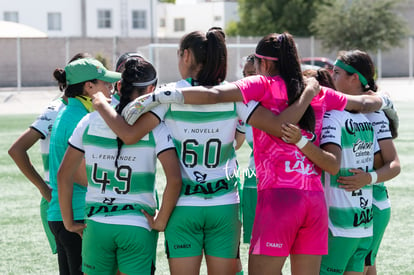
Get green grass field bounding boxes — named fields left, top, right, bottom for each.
left=1, top=100, right=413, bottom=274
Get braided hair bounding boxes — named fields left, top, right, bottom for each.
left=114, top=58, right=157, bottom=167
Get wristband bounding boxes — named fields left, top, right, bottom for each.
left=295, top=136, right=308, bottom=149
left=369, top=171, right=378, bottom=185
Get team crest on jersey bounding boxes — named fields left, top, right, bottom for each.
left=103, top=197, right=116, bottom=205
left=360, top=197, right=369, bottom=209
left=194, top=171, right=207, bottom=183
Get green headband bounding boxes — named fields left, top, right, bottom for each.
left=334, top=59, right=368, bottom=86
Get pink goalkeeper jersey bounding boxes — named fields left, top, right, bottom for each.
left=234, top=75, right=347, bottom=191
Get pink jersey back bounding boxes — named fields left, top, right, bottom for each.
left=234, top=76, right=346, bottom=191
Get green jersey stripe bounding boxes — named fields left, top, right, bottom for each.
left=165, top=109, right=237, bottom=123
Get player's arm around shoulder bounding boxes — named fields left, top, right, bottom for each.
left=180, top=82, right=244, bottom=104
left=281, top=123, right=341, bottom=175
left=344, top=91, right=394, bottom=113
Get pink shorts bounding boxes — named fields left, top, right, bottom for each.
left=249, top=188, right=328, bottom=256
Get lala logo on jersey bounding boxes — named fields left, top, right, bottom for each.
left=285, top=151, right=318, bottom=176
left=353, top=196, right=373, bottom=227
left=184, top=171, right=229, bottom=195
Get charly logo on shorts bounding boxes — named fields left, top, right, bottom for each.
left=326, top=267, right=343, bottom=273
left=266, top=242, right=283, bottom=248
left=173, top=244, right=191, bottom=249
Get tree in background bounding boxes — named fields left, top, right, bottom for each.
left=227, top=0, right=325, bottom=36
left=95, top=53, right=109, bottom=69
left=310, top=0, right=408, bottom=52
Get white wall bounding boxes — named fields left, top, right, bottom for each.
left=0, top=0, right=411, bottom=39
left=157, top=1, right=238, bottom=38
left=0, top=0, right=81, bottom=37
left=0, top=0, right=155, bottom=38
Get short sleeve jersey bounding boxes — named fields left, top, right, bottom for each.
left=243, top=125, right=256, bottom=189
left=48, top=98, right=89, bottom=221
left=30, top=98, right=67, bottom=184
left=364, top=111, right=392, bottom=210
left=110, top=93, right=120, bottom=107
left=320, top=110, right=380, bottom=238
left=69, top=112, right=174, bottom=230
left=233, top=75, right=347, bottom=191
left=151, top=79, right=258, bottom=206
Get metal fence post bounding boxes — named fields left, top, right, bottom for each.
left=17, top=37, right=21, bottom=91
left=377, top=48, right=382, bottom=81
left=409, top=36, right=413, bottom=81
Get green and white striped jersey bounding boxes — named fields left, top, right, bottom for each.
left=243, top=124, right=257, bottom=189
left=151, top=80, right=258, bottom=207
left=365, top=111, right=392, bottom=210
left=30, top=98, right=66, bottom=184
left=69, top=111, right=174, bottom=230
left=321, top=110, right=380, bottom=238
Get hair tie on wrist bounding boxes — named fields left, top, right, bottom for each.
left=369, top=171, right=378, bottom=185
left=296, top=136, right=308, bottom=149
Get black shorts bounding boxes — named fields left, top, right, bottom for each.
left=49, top=220, right=84, bottom=275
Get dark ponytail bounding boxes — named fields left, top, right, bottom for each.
left=179, top=29, right=227, bottom=86
left=53, top=68, right=67, bottom=92
left=256, top=33, right=315, bottom=132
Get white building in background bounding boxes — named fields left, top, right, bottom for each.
left=157, top=0, right=238, bottom=38
left=0, top=0, right=238, bottom=38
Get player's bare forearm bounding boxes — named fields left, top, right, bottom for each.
left=249, top=82, right=319, bottom=137
left=373, top=140, right=401, bottom=183
left=154, top=149, right=182, bottom=231
left=345, top=93, right=382, bottom=113
left=8, top=129, right=51, bottom=201
left=181, top=83, right=244, bottom=104
left=303, top=143, right=341, bottom=175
